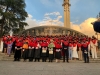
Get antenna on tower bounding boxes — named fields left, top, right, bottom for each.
left=99, top=12, right=100, bottom=17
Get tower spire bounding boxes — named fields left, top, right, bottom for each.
left=62, top=0, right=71, bottom=28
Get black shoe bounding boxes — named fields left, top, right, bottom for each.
left=17, top=59, right=20, bottom=61
left=14, top=59, right=16, bottom=61
left=51, top=60, right=53, bottom=62
left=30, top=60, right=33, bottom=62
left=87, top=62, right=89, bottom=63
left=23, top=59, right=26, bottom=62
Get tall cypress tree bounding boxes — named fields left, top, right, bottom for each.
left=0, top=0, right=28, bottom=36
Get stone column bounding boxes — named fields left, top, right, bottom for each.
left=62, top=0, right=71, bottom=28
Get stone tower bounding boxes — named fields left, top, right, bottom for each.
left=62, top=0, right=71, bottom=28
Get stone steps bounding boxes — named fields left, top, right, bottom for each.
left=0, top=51, right=100, bottom=63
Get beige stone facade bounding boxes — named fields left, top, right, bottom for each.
left=20, top=26, right=85, bottom=36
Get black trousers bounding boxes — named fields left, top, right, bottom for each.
left=84, top=53, right=89, bottom=63
left=34, top=58, right=40, bottom=62
left=14, top=48, right=21, bottom=61
left=82, top=47, right=89, bottom=63
left=29, top=57, right=33, bottom=62
left=49, top=54, right=54, bottom=62
left=49, top=58, right=53, bottom=62
left=63, top=48, right=69, bottom=62
left=42, top=56, right=47, bottom=62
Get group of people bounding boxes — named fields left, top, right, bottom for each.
left=1, top=34, right=98, bottom=63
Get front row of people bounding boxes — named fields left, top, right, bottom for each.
left=14, top=39, right=92, bottom=63
left=14, top=40, right=61, bottom=63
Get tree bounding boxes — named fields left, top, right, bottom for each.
left=0, top=0, right=28, bottom=37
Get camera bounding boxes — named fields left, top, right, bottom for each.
left=92, top=21, right=100, bottom=33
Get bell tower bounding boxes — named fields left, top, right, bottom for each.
left=62, top=0, right=71, bottom=28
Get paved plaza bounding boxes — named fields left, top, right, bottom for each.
left=0, top=60, right=100, bottom=75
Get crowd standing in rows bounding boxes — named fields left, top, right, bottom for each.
left=1, top=34, right=98, bottom=63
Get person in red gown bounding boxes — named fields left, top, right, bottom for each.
left=55, top=41, right=62, bottom=63
left=41, top=40, right=48, bottom=62
left=28, top=40, right=35, bottom=62
left=62, top=39, right=69, bottom=62
left=14, top=39, right=23, bottom=61
left=77, top=41, right=82, bottom=60
left=34, top=40, right=41, bottom=62
left=2, top=35, right=8, bottom=54
left=82, top=40, right=89, bottom=63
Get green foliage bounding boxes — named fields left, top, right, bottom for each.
left=0, top=0, right=28, bottom=36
